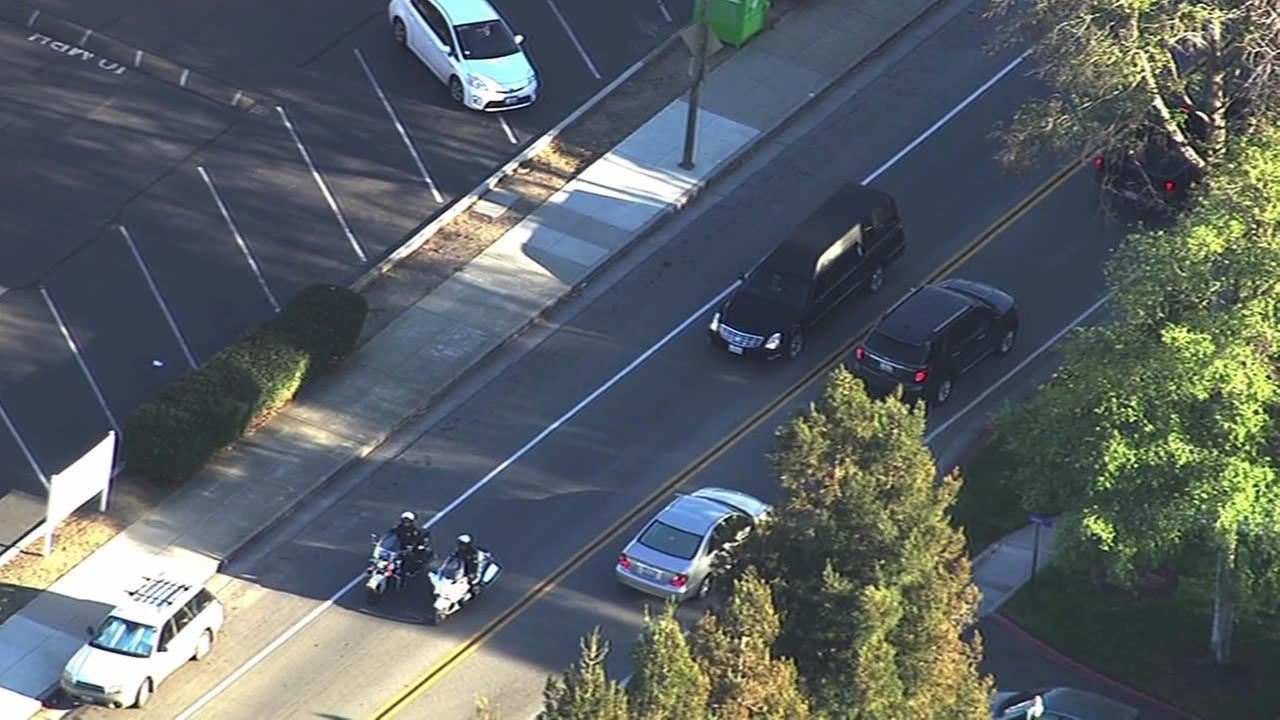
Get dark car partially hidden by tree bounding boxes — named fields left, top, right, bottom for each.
left=1094, top=127, right=1204, bottom=220
left=849, top=279, right=1018, bottom=406
left=708, top=183, right=906, bottom=361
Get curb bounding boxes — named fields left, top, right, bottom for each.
left=0, top=0, right=264, bottom=112
left=219, top=0, right=948, bottom=567
left=987, top=612, right=1203, bottom=720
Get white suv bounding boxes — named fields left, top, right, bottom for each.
left=388, top=0, right=539, bottom=111
left=61, top=575, right=224, bottom=709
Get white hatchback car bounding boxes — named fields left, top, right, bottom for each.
left=61, top=575, right=224, bottom=709
left=388, top=0, right=539, bottom=111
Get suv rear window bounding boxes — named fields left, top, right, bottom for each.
left=865, top=330, right=929, bottom=366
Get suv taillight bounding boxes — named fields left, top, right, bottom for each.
left=913, top=370, right=928, bottom=383
left=854, top=346, right=864, bottom=361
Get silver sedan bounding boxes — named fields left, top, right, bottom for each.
left=992, top=688, right=1140, bottom=720
left=615, top=487, right=771, bottom=602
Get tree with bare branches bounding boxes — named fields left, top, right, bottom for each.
left=986, top=0, right=1280, bottom=177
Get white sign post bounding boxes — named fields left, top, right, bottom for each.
left=45, top=431, right=116, bottom=556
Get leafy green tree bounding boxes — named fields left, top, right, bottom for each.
left=994, top=128, right=1280, bottom=663
left=745, top=368, right=992, bottom=718
left=691, top=569, right=811, bottom=719
left=985, top=0, right=1280, bottom=175
left=539, top=627, right=629, bottom=720
left=628, top=603, right=709, bottom=720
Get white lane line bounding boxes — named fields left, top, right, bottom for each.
left=275, top=105, right=369, bottom=263
left=354, top=48, right=445, bottom=204
left=118, top=225, right=198, bottom=368
left=198, top=165, right=281, bottom=313
left=0, top=398, right=47, bottom=488
left=176, top=51, right=1028, bottom=719
left=924, top=290, right=1113, bottom=444
left=545, top=0, right=602, bottom=80
left=497, top=113, right=518, bottom=145
left=863, top=49, right=1028, bottom=185
left=40, top=287, right=121, bottom=437
left=656, top=0, right=673, bottom=23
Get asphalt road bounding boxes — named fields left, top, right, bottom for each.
left=58, top=5, right=1180, bottom=719
left=0, top=0, right=691, bottom=544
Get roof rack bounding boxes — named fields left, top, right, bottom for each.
left=125, top=576, right=193, bottom=609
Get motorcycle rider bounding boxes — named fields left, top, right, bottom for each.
left=452, top=534, right=481, bottom=584
left=393, top=511, right=430, bottom=575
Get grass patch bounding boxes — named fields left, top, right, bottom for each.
left=952, top=433, right=1027, bottom=556
left=1003, top=563, right=1280, bottom=719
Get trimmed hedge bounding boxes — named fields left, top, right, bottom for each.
left=125, top=284, right=368, bottom=485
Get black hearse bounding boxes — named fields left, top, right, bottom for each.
left=708, top=183, right=906, bottom=361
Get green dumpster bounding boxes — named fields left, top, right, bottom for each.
left=705, top=0, right=770, bottom=47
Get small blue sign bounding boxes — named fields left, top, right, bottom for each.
left=1027, top=512, right=1054, bottom=528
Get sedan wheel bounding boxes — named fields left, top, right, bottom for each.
left=194, top=630, right=213, bottom=661
left=934, top=378, right=953, bottom=406
left=448, top=76, right=465, bottom=105
left=694, top=577, right=712, bottom=601
left=392, top=18, right=407, bottom=47
left=786, top=331, right=804, bottom=361
left=867, top=265, right=886, bottom=294
left=134, top=679, right=153, bottom=709
left=997, top=327, right=1017, bottom=356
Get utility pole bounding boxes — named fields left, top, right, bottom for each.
left=679, top=0, right=710, bottom=170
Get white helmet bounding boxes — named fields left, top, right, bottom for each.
left=400, top=511, right=416, bottom=523
left=456, top=534, right=473, bottom=545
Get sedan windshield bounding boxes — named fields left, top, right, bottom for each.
left=89, top=616, right=157, bottom=658
left=742, top=271, right=807, bottom=308
left=456, top=21, right=520, bottom=60
left=637, top=520, right=703, bottom=560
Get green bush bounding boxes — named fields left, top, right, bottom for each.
left=124, top=284, right=368, bottom=485
left=275, top=283, right=367, bottom=370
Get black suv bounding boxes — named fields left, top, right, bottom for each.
left=709, top=183, right=906, bottom=361
left=849, top=279, right=1018, bottom=406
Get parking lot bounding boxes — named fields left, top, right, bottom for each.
left=0, top=0, right=693, bottom=545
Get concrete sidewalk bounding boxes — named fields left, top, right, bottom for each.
left=0, top=0, right=944, bottom=715
left=974, top=522, right=1059, bottom=617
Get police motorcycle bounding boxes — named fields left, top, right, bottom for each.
left=426, top=536, right=501, bottom=625
left=365, top=514, right=433, bottom=606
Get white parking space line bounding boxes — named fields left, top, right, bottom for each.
left=275, top=106, right=369, bottom=263
left=40, top=287, right=121, bottom=437
left=198, top=165, right=282, bottom=313
left=0, top=399, right=47, bottom=488
left=924, top=290, right=1113, bottom=444
left=175, top=51, right=1030, bottom=720
left=656, top=0, right=673, bottom=23
left=354, top=49, right=445, bottom=204
left=118, top=225, right=199, bottom=368
left=497, top=113, right=519, bottom=144
left=545, top=0, right=603, bottom=80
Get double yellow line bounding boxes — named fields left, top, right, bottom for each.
left=367, top=159, right=1084, bottom=719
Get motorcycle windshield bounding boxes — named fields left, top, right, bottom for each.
left=372, top=532, right=402, bottom=561
left=438, top=556, right=464, bottom=579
